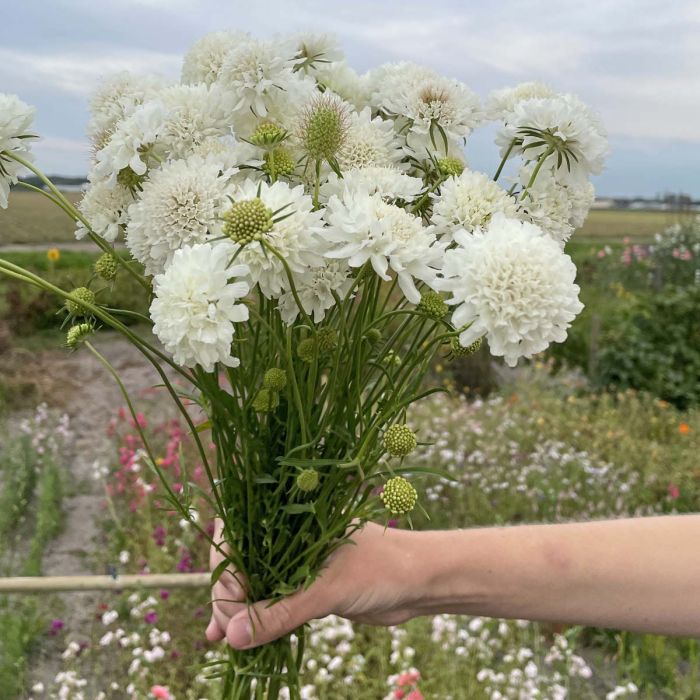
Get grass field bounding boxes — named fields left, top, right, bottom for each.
left=575, top=208, right=695, bottom=243
left=0, top=191, right=81, bottom=245
left=1, top=191, right=695, bottom=247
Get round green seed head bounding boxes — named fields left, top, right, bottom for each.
left=317, top=327, right=338, bottom=353
left=65, top=287, right=96, bottom=316
left=222, top=198, right=274, bottom=245
left=437, top=157, right=465, bottom=177
left=418, top=291, right=448, bottom=320
left=382, top=350, right=402, bottom=368
left=296, top=468, right=319, bottom=492
left=384, top=424, right=417, bottom=458
left=381, top=476, right=418, bottom=516
left=297, top=337, right=318, bottom=363
left=252, top=388, right=280, bottom=413
left=263, top=368, right=287, bottom=392
left=66, top=323, right=93, bottom=349
left=300, top=95, right=348, bottom=161
left=94, top=252, right=119, bottom=281
left=263, top=147, right=296, bottom=179
left=365, top=328, right=382, bottom=344
left=250, top=122, right=287, bottom=148
left=451, top=335, right=483, bottom=357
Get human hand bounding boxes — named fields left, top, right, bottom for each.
left=205, top=518, right=427, bottom=650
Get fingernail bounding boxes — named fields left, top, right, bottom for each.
left=228, top=616, right=252, bottom=648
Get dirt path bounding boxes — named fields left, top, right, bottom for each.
left=26, top=334, right=168, bottom=691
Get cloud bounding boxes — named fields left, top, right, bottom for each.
left=0, top=46, right=181, bottom=97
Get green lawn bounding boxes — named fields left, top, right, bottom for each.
left=576, top=208, right=695, bottom=244
left=0, top=191, right=81, bottom=245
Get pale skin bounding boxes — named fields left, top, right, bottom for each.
left=205, top=515, right=700, bottom=649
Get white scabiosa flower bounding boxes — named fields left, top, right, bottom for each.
left=517, top=164, right=595, bottom=245
left=366, top=62, right=436, bottom=113
left=337, top=107, right=405, bottom=171
left=288, top=33, right=343, bottom=70
left=0, top=93, right=37, bottom=209
left=485, top=82, right=555, bottom=121
left=150, top=243, right=249, bottom=372
left=87, top=73, right=167, bottom=149
left=496, top=94, right=608, bottom=184
left=277, top=261, right=353, bottom=325
left=324, top=190, right=445, bottom=303
left=75, top=175, right=133, bottom=242
left=431, top=170, right=517, bottom=240
left=314, top=61, right=370, bottom=109
left=181, top=31, right=247, bottom=85
left=126, top=155, right=234, bottom=275
left=439, top=213, right=583, bottom=366
left=225, top=179, right=326, bottom=298
left=217, top=38, right=296, bottom=117
left=320, top=167, right=423, bottom=203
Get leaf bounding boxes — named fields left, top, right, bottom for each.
left=194, top=419, right=212, bottom=433
left=254, top=474, right=278, bottom=484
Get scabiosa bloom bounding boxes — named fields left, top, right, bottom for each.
left=150, top=243, right=250, bottom=371
left=87, top=72, right=167, bottom=149
left=313, top=60, right=370, bottom=109
left=324, top=190, right=445, bottom=303
left=320, top=167, right=423, bottom=203
left=485, top=81, right=555, bottom=121
left=0, top=93, right=37, bottom=209
left=75, top=174, right=133, bottom=242
left=181, top=31, right=248, bottom=85
left=217, top=38, right=296, bottom=117
left=496, top=93, right=608, bottom=184
left=277, top=261, right=354, bottom=325
left=430, top=170, right=517, bottom=240
left=224, top=179, right=326, bottom=298
left=126, top=154, right=234, bottom=275
left=337, top=107, right=405, bottom=171
left=439, top=213, right=583, bottom=366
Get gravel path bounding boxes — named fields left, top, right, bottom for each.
left=26, top=334, right=169, bottom=691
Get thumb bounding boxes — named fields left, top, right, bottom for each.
left=225, top=588, right=325, bottom=650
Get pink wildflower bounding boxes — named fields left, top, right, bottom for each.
left=668, top=483, right=680, bottom=499
left=144, top=610, right=158, bottom=624
left=150, top=686, right=172, bottom=700
left=406, top=691, right=424, bottom=700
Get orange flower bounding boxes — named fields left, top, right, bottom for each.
left=679, top=422, right=690, bottom=435
left=47, top=247, right=61, bottom=262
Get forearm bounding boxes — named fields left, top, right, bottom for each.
left=409, top=515, right=700, bottom=636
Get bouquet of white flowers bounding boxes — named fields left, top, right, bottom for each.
left=0, top=30, right=606, bottom=698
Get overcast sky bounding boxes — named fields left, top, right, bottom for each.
left=2, top=0, right=698, bottom=197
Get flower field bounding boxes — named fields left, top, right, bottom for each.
left=3, top=363, right=698, bottom=700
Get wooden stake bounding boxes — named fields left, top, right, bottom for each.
left=0, top=573, right=210, bottom=594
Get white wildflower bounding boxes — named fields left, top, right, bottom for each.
left=182, top=31, right=248, bottom=85
left=314, top=61, right=369, bottom=109
left=321, top=167, right=422, bottom=203
left=75, top=175, right=133, bottom=242
left=486, top=82, right=555, bottom=120
left=439, top=213, right=583, bottom=366
left=126, top=154, right=234, bottom=275
left=150, top=243, right=250, bottom=372
left=325, top=190, right=445, bottom=303
left=431, top=170, right=517, bottom=240
left=101, top=610, right=119, bottom=625
left=289, top=32, right=343, bottom=69
left=0, top=93, right=37, bottom=209
left=337, top=107, right=405, bottom=171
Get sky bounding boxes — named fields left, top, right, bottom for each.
left=1, top=0, right=698, bottom=198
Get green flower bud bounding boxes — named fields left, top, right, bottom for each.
left=381, top=476, right=418, bottom=515
left=417, top=291, right=448, bottom=320
left=252, top=388, right=280, bottom=413
left=317, top=327, right=337, bottom=353
left=94, top=252, right=119, bottom=281
left=437, top=157, right=465, bottom=177
left=382, top=350, right=402, bottom=368
left=297, top=337, right=317, bottom=363
left=263, top=147, right=296, bottom=179
left=451, top=335, right=483, bottom=357
left=66, top=323, right=93, bottom=349
left=263, top=368, right=287, bottom=392
left=223, top=198, right=274, bottom=245
left=365, top=328, right=382, bottom=344
left=65, top=287, right=96, bottom=316
left=296, top=468, right=319, bottom=492
left=299, top=95, right=348, bottom=162
left=250, top=122, right=287, bottom=148
left=383, top=424, right=417, bottom=458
